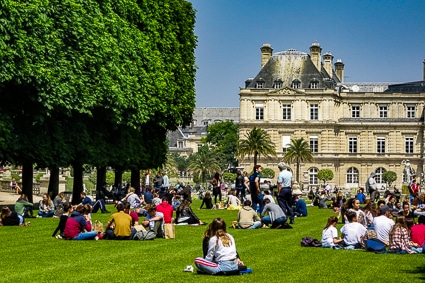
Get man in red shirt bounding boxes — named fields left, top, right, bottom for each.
left=156, top=197, right=174, bottom=223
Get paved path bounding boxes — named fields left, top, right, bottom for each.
left=0, top=191, right=42, bottom=205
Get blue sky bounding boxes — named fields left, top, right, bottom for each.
left=189, top=0, right=425, bottom=107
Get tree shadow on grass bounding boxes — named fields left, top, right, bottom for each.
left=408, top=264, right=425, bottom=280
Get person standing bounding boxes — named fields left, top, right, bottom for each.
left=235, top=171, right=245, bottom=202
left=162, top=171, right=170, bottom=192
left=249, top=165, right=263, bottom=213
left=211, top=172, right=222, bottom=204
left=366, top=172, right=378, bottom=201
left=277, top=162, right=294, bottom=224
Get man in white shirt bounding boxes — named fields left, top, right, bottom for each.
left=277, top=162, right=294, bottom=224
left=372, top=205, right=395, bottom=245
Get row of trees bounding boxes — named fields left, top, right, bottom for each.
left=0, top=0, right=197, bottom=203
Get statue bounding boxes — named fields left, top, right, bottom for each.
left=401, top=159, right=415, bottom=182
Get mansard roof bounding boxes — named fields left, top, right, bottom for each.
left=384, top=81, right=425, bottom=93
left=246, top=49, right=340, bottom=89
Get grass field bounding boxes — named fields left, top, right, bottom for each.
left=1, top=199, right=424, bottom=282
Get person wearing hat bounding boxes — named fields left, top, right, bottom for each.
left=372, top=205, right=395, bottom=245
left=277, top=162, right=295, bottom=224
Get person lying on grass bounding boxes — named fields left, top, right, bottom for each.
left=195, top=218, right=244, bottom=275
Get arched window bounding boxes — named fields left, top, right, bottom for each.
left=309, top=167, right=318, bottom=185
left=346, top=167, right=359, bottom=184
left=375, top=167, right=386, bottom=184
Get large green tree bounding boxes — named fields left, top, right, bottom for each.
left=0, top=0, right=196, bottom=201
left=238, top=127, right=277, bottom=169
left=317, top=169, right=334, bottom=185
left=283, top=138, right=314, bottom=183
left=203, top=121, right=239, bottom=169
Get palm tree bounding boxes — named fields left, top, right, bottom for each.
left=238, top=127, right=277, bottom=168
left=282, top=138, right=314, bottom=182
left=187, top=145, right=221, bottom=187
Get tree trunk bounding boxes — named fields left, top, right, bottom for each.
left=253, top=152, right=258, bottom=169
left=47, top=166, right=60, bottom=199
left=131, top=169, right=140, bottom=195
left=296, top=158, right=300, bottom=183
left=22, top=161, right=34, bottom=203
left=72, top=163, right=84, bottom=205
left=96, top=166, right=107, bottom=191
left=114, top=166, right=123, bottom=187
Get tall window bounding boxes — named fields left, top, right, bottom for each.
left=310, top=136, right=318, bottom=153
left=405, top=137, right=414, bottom=154
left=406, top=106, right=416, bottom=118
left=310, top=104, right=318, bottom=120
left=351, top=106, right=360, bottom=118
left=348, top=137, right=357, bottom=153
left=255, top=105, right=264, bottom=120
left=379, top=106, right=388, bottom=118
left=377, top=137, right=385, bottom=154
left=346, top=167, right=359, bottom=184
left=309, top=167, right=318, bottom=185
left=375, top=167, right=386, bottom=184
left=282, top=136, right=291, bottom=152
left=282, top=104, right=291, bottom=120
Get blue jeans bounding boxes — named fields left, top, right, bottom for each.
left=262, top=216, right=286, bottom=228
left=251, top=192, right=263, bottom=213
left=195, top=257, right=238, bottom=275
left=278, top=188, right=294, bottom=221
left=73, top=231, right=98, bottom=240
left=38, top=210, right=54, bottom=217
left=239, top=221, right=262, bottom=229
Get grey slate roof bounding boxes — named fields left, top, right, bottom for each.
left=245, top=49, right=339, bottom=89
left=384, top=81, right=425, bottom=93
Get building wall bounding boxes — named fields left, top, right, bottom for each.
left=239, top=87, right=425, bottom=188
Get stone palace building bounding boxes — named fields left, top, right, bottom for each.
left=238, top=42, right=425, bottom=189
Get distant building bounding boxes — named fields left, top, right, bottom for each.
left=238, top=42, right=425, bottom=189
left=167, top=107, right=239, bottom=156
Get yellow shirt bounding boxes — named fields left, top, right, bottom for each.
left=109, top=211, right=132, bottom=237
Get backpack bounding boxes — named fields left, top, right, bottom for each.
left=133, top=230, right=156, bottom=241
left=301, top=236, right=322, bottom=247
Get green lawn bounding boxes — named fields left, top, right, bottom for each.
left=1, top=200, right=424, bottom=282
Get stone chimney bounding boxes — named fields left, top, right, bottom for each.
left=323, top=52, right=334, bottom=78
left=335, top=59, right=345, bottom=83
left=309, top=42, right=322, bottom=71
left=260, top=43, right=273, bottom=68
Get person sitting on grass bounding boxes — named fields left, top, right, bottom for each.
left=195, top=217, right=244, bottom=275
left=63, top=205, right=97, bottom=240
left=53, top=192, right=67, bottom=218
left=345, top=198, right=367, bottom=227
left=200, top=192, right=213, bottom=209
left=410, top=215, right=425, bottom=250
left=227, top=189, right=241, bottom=210
left=156, top=197, right=174, bottom=224
left=176, top=199, right=204, bottom=225
left=0, top=206, right=30, bottom=226
left=105, top=203, right=133, bottom=240
left=142, top=204, right=164, bottom=238
left=37, top=194, right=55, bottom=218
left=15, top=193, right=34, bottom=220
left=373, top=205, right=395, bottom=245
left=237, top=200, right=261, bottom=229
left=261, top=198, right=288, bottom=229
left=293, top=195, right=308, bottom=217
left=388, top=216, right=422, bottom=254
left=52, top=203, right=72, bottom=239
left=340, top=211, right=367, bottom=249
left=80, top=192, right=110, bottom=214
left=121, top=187, right=142, bottom=209
left=322, top=216, right=343, bottom=248
left=355, top=188, right=366, bottom=204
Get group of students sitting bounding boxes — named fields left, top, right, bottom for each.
left=322, top=196, right=425, bottom=254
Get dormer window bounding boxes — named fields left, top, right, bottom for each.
left=256, top=78, right=265, bottom=89
left=291, top=79, right=301, bottom=89
left=310, top=78, right=319, bottom=89
left=273, top=79, right=283, bottom=89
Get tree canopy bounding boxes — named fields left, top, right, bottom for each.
left=282, top=138, right=314, bottom=183
left=238, top=127, right=277, bottom=167
left=317, top=169, right=334, bottom=185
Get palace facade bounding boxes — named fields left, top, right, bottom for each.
left=239, top=42, right=425, bottom=189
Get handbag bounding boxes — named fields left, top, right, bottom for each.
left=164, top=223, right=175, bottom=239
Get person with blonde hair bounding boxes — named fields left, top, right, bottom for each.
left=37, top=194, right=55, bottom=218
left=195, top=218, right=242, bottom=275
